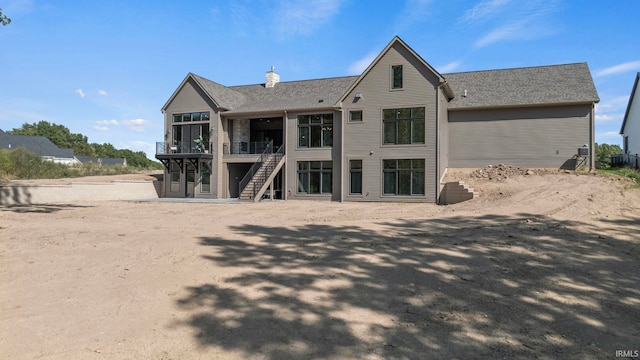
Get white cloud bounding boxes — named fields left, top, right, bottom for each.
left=594, top=95, right=628, bottom=130
left=459, top=0, right=511, bottom=23
left=75, top=89, right=86, bottom=98
left=94, top=119, right=152, bottom=133
left=595, top=61, right=640, bottom=77
left=463, top=0, right=562, bottom=48
left=596, top=131, right=623, bottom=145
left=229, top=1, right=253, bottom=36
left=96, top=119, right=119, bottom=126
left=438, top=61, right=462, bottom=73
left=122, top=118, right=152, bottom=133
left=596, top=95, right=630, bottom=111
left=595, top=114, right=618, bottom=122
left=275, top=0, right=343, bottom=38
left=392, top=0, right=434, bottom=33
left=347, top=51, right=378, bottom=75
left=474, top=21, right=523, bottom=48
left=93, top=119, right=119, bottom=132
left=98, top=89, right=108, bottom=96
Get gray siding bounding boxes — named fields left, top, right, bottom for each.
left=163, top=78, right=219, bottom=198
left=284, top=110, right=342, bottom=201
left=342, top=42, right=441, bottom=202
left=448, top=105, right=592, bottom=168
left=437, top=90, right=450, bottom=199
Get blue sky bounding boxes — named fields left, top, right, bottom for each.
left=1, top=0, right=639, bottom=159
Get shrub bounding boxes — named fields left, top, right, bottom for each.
left=599, top=168, right=640, bottom=188
left=0, top=148, right=149, bottom=180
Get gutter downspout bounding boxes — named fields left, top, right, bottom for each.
left=339, top=103, right=345, bottom=202
left=436, top=86, right=441, bottom=204
left=284, top=110, right=288, bottom=200
left=590, top=102, right=596, bottom=171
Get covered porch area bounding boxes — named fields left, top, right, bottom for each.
left=223, top=116, right=284, bottom=155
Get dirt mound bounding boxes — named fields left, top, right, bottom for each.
left=469, top=164, right=554, bottom=181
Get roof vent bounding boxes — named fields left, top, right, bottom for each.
left=266, top=66, right=280, bottom=88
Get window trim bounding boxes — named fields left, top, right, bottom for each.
left=390, top=64, right=403, bottom=91
left=348, top=110, right=363, bottom=123
left=348, top=159, right=363, bottom=196
left=172, top=111, right=210, bottom=123
left=381, top=106, right=426, bottom=146
left=381, top=158, right=426, bottom=197
left=296, top=160, right=333, bottom=195
left=297, top=113, right=334, bottom=148
left=169, top=161, right=181, bottom=193
left=200, top=162, right=211, bottom=193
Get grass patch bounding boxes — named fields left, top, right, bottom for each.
left=0, top=148, right=153, bottom=180
left=599, top=167, right=640, bottom=187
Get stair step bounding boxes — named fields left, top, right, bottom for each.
left=440, top=181, right=477, bottom=205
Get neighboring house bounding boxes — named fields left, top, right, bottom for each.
left=156, top=36, right=599, bottom=202
left=621, top=72, right=640, bottom=156
left=75, top=155, right=127, bottom=167
left=0, top=129, right=80, bottom=165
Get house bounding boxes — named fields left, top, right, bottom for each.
left=621, top=72, right=640, bottom=156
left=0, top=129, right=80, bottom=165
left=0, top=130, right=128, bottom=167
left=156, top=36, right=599, bottom=202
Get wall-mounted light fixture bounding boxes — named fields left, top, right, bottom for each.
left=355, top=92, right=362, bottom=99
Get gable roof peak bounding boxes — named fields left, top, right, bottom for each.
left=337, top=36, right=450, bottom=104
left=620, top=72, right=640, bottom=134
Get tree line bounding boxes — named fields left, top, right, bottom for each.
left=8, top=121, right=161, bottom=169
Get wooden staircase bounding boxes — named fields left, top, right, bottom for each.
left=238, top=143, right=285, bottom=202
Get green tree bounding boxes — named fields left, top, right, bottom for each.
left=594, top=142, right=623, bottom=168
left=0, top=8, right=11, bottom=26
left=9, top=121, right=163, bottom=169
left=9, top=121, right=97, bottom=156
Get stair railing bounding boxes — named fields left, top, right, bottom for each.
left=238, top=142, right=285, bottom=200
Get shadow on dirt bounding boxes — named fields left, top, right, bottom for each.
left=175, top=213, right=640, bottom=359
left=0, top=203, right=93, bottom=213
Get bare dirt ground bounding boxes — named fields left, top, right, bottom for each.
left=1, top=170, right=639, bottom=359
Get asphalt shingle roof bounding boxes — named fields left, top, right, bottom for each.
left=444, top=63, right=600, bottom=110
left=188, top=63, right=598, bottom=115
left=189, top=74, right=358, bottom=114
left=0, top=132, right=75, bottom=158
left=190, top=74, right=247, bottom=111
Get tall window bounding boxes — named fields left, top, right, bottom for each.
left=383, top=159, right=425, bottom=196
left=170, top=162, right=180, bottom=192
left=624, top=136, right=629, bottom=154
left=392, top=65, right=403, bottom=89
left=350, top=160, right=362, bottom=195
left=172, top=123, right=210, bottom=153
left=297, top=161, right=332, bottom=194
left=200, top=165, right=210, bottom=193
left=383, top=107, right=425, bottom=145
left=298, top=114, right=333, bottom=148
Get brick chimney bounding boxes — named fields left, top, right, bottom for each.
left=265, top=66, right=280, bottom=88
